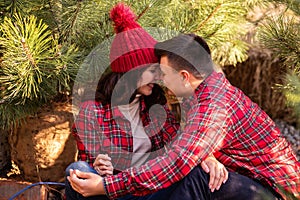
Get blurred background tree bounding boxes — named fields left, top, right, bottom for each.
left=257, top=0, right=300, bottom=126
left=0, top=0, right=261, bottom=130
left=0, top=0, right=256, bottom=173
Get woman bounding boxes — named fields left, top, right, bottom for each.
left=70, top=63, right=178, bottom=173
left=66, top=63, right=180, bottom=199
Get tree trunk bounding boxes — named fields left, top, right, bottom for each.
left=0, top=128, right=11, bottom=176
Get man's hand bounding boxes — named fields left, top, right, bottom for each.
left=201, top=155, right=228, bottom=192
left=93, top=154, right=113, bottom=176
left=67, top=169, right=106, bottom=197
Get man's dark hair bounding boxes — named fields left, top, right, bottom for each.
left=154, top=33, right=214, bottom=79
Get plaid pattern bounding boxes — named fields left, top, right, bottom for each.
left=104, top=72, right=300, bottom=199
left=72, top=97, right=179, bottom=171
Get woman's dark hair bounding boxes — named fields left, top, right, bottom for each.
left=92, top=65, right=166, bottom=109
left=154, top=33, right=214, bottom=79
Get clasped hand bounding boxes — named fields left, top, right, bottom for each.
left=93, top=154, right=114, bottom=176
left=67, top=154, right=228, bottom=197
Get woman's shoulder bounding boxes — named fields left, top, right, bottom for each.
left=78, top=100, right=110, bottom=111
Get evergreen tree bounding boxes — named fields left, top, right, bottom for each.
left=0, top=0, right=257, bottom=129
left=0, top=13, right=79, bottom=129
left=58, top=0, right=253, bottom=66
left=0, top=0, right=80, bottom=172
left=0, top=0, right=258, bottom=172
left=258, top=0, right=300, bottom=126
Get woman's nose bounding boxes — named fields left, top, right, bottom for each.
left=153, top=71, right=162, bottom=83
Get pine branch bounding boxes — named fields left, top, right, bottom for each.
left=136, top=1, right=156, bottom=21
left=258, top=0, right=300, bottom=124
left=47, top=0, right=61, bottom=33
left=21, top=37, right=37, bottom=68
left=258, top=14, right=300, bottom=68
left=194, top=3, right=222, bottom=32
left=62, top=0, right=82, bottom=42
left=0, top=13, right=77, bottom=102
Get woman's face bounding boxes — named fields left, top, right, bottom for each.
left=136, top=65, right=160, bottom=96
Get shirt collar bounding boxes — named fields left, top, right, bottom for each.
left=183, top=71, right=223, bottom=107
left=103, top=96, right=146, bottom=121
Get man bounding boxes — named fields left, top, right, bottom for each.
left=68, top=34, right=300, bottom=199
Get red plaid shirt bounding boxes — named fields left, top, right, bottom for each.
left=103, top=72, right=300, bottom=199
left=72, top=96, right=179, bottom=171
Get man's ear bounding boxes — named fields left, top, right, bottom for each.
left=179, top=70, right=190, bottom=82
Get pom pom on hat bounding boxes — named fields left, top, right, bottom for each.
left=109, top=3, right=158, bottom=73
left=110, top=3, right=140, bottom=33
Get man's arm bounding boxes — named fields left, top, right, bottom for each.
left=103, top=101, right=229, bottom=199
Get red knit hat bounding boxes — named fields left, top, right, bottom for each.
left=109, top=3, right=158, bottom=73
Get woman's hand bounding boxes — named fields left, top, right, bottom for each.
left=201, top=155, right=228, bottom=192
left=93, top=154, right=114, bottom=176
left=67, top=169, right=105, bottom=197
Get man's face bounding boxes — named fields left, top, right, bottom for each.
left=159, top=55, right=187, bottom=97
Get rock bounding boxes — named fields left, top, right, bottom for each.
left=9, top=102, right=77, bottom=183
left=275, top=119, right=300, bottom=161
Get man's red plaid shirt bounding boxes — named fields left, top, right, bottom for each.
left=103, top=72, right=300, bottom=199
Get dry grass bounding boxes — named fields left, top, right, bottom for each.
left=223, top=47, right=297, bottom=124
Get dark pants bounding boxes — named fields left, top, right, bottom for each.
left=65, top=161, right=281, bottom=200
left=170, top=166, right=281, bottom=200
